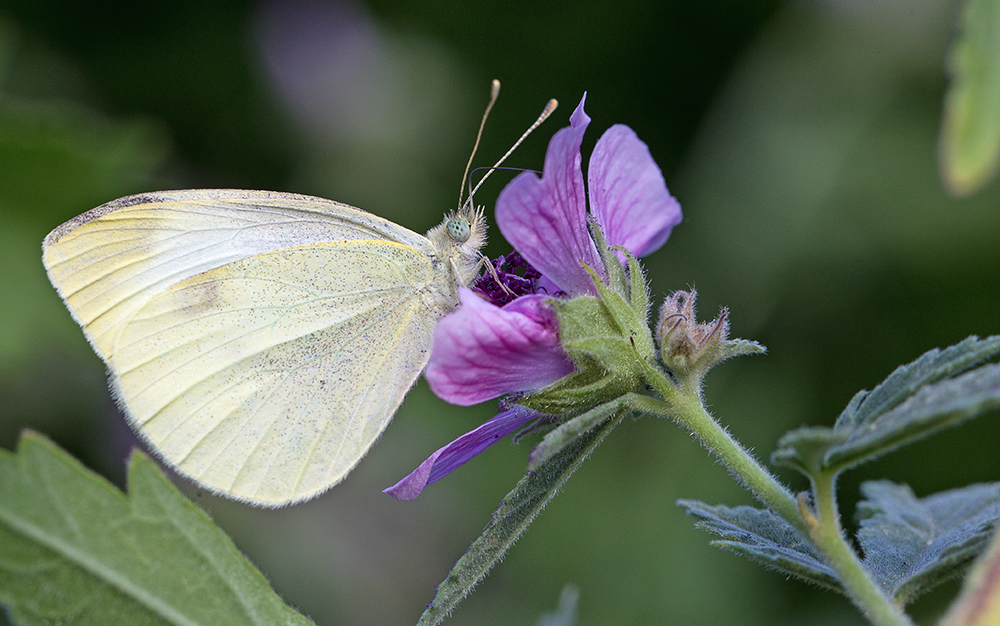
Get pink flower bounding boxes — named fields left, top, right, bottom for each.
left=385, top=95, right=682, bottom=500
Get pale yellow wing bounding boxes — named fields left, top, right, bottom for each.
left=112, top=239, right=447, bottom=506
left=42, top=189, right=434, bottom=363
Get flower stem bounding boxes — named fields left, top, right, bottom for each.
left=808, top=471, right=915, bottom=626
left=636, top=362, right=915, bottom=626
left=631, top=370, right=805, bottom=534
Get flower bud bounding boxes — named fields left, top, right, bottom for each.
left=656, top=290, right=730, bottom=375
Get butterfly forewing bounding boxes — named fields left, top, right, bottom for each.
left=42, top=190, right=433, bottom=362
left=112, top=240, right=449, bottom=505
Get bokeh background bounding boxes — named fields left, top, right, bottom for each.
left=1, top=0, right=998, bottom=624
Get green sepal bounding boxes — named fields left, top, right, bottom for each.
left=619, top=245, right=650, bottom=326
left=528, top=397, right=630, bottom=470
left=515, top=357, right=634, bottom=415
left=556, top=293, right=628, bottom=360
left=589, top=218, right=628, bottom=296
left=581, top=264, right=656, bottom=363
left=516, top=222, right=659, bottom=416
left=718, top=338, right=767, bottom=361
left=524, top=288, right=647, bottom=414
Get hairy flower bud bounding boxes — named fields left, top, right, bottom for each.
left=656, top=290, right=765, bottom=388
left=657, top=290, right=729, bottom=375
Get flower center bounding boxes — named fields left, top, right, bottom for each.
left=473, top=251, right=545, bottom=306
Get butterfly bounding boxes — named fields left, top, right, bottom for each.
left=42, top=189, right=487, bottom=506
left=43, top=83, right=557, bottom=507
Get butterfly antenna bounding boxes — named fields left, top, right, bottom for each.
left=468, top=97, right=558, bottom=297
left=458, top=79, right=502, bottom=210
left=467, top=97, right=559, bottom=202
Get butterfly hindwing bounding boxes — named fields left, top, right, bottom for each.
left=112, top=240, right=448, bottom=505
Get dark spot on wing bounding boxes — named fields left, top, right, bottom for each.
left=45, top=192, right=174, bottom=244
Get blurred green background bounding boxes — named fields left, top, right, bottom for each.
left=1, top=0, right=998, bottom=624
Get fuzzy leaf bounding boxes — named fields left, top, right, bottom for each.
left=940, top=0, right=1000, bottom=196
left=0, top=432, right=312, bottom=626
left=834, top=336, right=1000, bottom=431
left=418, top=413, right=626, bottom=626
left=827, top=362, right=1000, bottom=471
left=939, top=524, right=1000, bottom=626
left=528, top=399, right=624, bottom=469
left=856, top=481, right=1000, bottom=606
left=677, top=500, right=840, bottom=591
left=719, top=338, right=767, bottom=361
left=773, top=336, right=1000, bottom=477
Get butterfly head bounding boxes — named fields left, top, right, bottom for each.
left=427, top=201, right=487, bottom=287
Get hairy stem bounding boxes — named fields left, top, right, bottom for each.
left=636, top=360, right=914, bottom=625
left=629, top=371, right=805, bottom=534
left=808, top=471, right=915, bottom=626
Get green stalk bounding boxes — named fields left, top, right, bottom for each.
left=635, top=358, right=914, bottom=625
left=808, top=472, right=915, bottom=626
left=631, top=369, right=804, bottom=534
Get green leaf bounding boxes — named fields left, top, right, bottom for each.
left=827, top=361, right=1000, bottom=470
left=0, top=432, right=312, bottom=626
left=718, top=338, right=767, bottom=362
left=527, top=398, right=624, bottom=470
left=417, top=412, right=627, bottom=626
left=676, top=500, right=840, bottom=592
left=773, top=335, right=1000, bottom=476
left=835, top=335, right=1000, bottom=430
left=855, top=480, right=1000, bottom=606
left=940, top=0, right=1000, bottom=196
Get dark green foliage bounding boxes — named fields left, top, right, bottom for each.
left=856, top=480, right=1000, bottom=606
left=773, top=336, right=1000, bottom=476
left=677, top=500, right=840, bottom=591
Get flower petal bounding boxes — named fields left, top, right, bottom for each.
left=425, top=289, right=574, bottom=406
left=383, top=406, right=538, bottom=501
left=589, top=124, right=682, bottom=257
left=495, top=95, right=603, bottom=296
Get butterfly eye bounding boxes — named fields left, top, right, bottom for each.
left=447, top=217, right=472, bottom=243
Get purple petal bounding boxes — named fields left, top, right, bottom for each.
left=496, top=95, right=604, bottom=296
left=425, top=289, right=574, bottom=406
left=383, top=406, right=538, bottom=501
left=589, top=124, right=682, bottom=257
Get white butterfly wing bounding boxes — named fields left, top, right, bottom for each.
left=113, top=240, right=448, bottom=505
left=42, top=189, right=433, bottom=363
left=43, top=190, right=457, bottom=506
